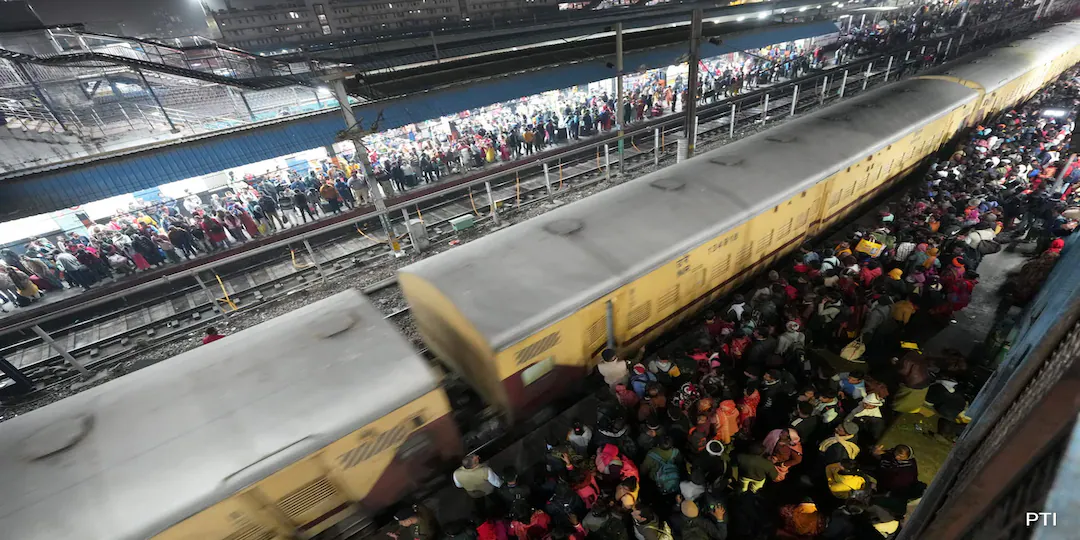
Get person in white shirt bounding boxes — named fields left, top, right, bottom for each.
left=597, top=348, right=629, bottom=389
left=452, top=455, right=502, bottom=498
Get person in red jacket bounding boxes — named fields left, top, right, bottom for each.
left=202, top=326, right=225, bottom=345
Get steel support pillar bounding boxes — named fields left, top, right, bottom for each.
left=615, top=22, right=626, bottom=176
left=654, top=127, right=660, bottom=166
left=14, top=62, right=67, bottom=132
left=135, top=67, right=178, bottom=133
left=485, top=181, right=499, bottom=225
left=729, top=103, right=736, bottom=137
left=684, top=9, right=703, bottom=157
left=604, top=144, right=611, bottom=181
left=543, top=163, right=553, bottom=196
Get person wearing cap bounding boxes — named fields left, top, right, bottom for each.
left=884, top=267, right=908, bottom=298
left=775, top=320, right=805, bottom=357
left=629, top=363, right=658, bottom=398
left=693, top=440, right=729, bottom=488
left=387, top=504, right=435, bottom=540
left=819, top=421, right=860, bottom=465
left=637, top=415, right=664, bottom=456
left=597, top=348, right=629, bottom=390
left=567, top=419, right=593, bottom=456
left=891, top=293, right=919, bottom=327
left=671, top=499, right=727, bottom=540
left=845, top=393, right=886, bottom=443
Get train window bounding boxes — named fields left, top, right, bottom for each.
left=801, top=191, right=807, bottom=198
left=846, top=167, right=851, bottom=173
left=887, top=145, right=892, bottom=150
left=522, top=357, right=555, bottom=386
left=866, top=156, right=873, bottom=162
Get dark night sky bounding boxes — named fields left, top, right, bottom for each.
left=29, top=0, right=212, bottom=36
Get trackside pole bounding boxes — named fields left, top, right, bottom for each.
left=604, top=144, right=611, bottom=181
left=616, top=22, right=626, bottom=176
left=543, top=163, right=553, bottom=196
left=485, top=181, right=499, bottom=225
left=729, top=103, right=736, bottom=138
left=684, top=9, right=703, bottom=158
left=654, top=127, right=660, bottom=166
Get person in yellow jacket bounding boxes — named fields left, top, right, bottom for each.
left=825, top=459, right=874, bottom=499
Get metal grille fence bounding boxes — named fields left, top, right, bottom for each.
left=0, top=29, right=329, bottom=173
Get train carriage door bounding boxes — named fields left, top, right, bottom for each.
left=249, top=457, right=352, bottom=539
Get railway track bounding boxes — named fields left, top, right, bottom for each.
left=0, top=20, right=1024, bottom=413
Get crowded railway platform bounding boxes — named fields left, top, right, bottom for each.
left=378, top=54, right=1080, bottom=540
left=0, top=10, right=1078, bottom=540
left=0, top=1, right=1001, bottom=320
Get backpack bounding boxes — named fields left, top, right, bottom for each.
left=978, top=239, right=1002, bottom=255
left=647, top=449, right=681, bottom=494
left=644, top=522, right=674, bottom=540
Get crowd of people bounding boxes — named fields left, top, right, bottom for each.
left=386, top=70, right=1079, bottom=540
left=0, top=163, right=366, bottom=310
left=0, top=1, right=1034, bottom=314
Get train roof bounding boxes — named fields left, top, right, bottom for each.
left=930, top=21, right=1080, bottom=93
left=0, top=290, right=439, bottom=540
left=399, top=76, right=976, bottom=350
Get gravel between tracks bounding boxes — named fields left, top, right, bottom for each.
left=0, top=105, right=786, bottom=420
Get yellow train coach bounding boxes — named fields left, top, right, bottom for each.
left=0, top=290, right=460, bottom=540
left=399, top=21, right=1080, bottom=422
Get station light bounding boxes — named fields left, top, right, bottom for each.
left=1041, top=108, right=1068, bottom=118
left=758, top=11, right=769, bottom=19
left=799, top=6, right=808, bottom=11
left=737, top=15, right=746, bottom=21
